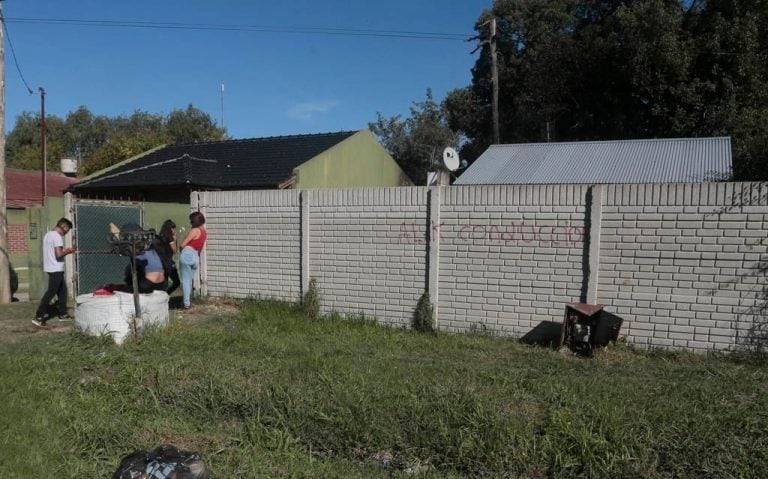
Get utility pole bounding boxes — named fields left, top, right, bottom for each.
left=0, top=0, right=12, bottom=304
left=39, top=87, right=46, bottom=205
left=490, top=17, right=500, bottom=144
left=469, top=17, right=500, bottom=144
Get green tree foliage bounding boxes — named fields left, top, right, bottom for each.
left=370, top=89, right=460, bottom=185
left=84, top=132, right=168, bottom=176
left=688, top=0, right=768, bottom=179
left=62, top=106, right=113, bottom=162
left=5, top=113, right=40, bottom=170
left=443, top=0, right=768, bottom=179
left=6, top=104, right=226, bottom=176
left=166, top=104, right=225, bottom=144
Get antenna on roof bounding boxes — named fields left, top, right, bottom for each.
left=220, top=82, right=225, bottom=131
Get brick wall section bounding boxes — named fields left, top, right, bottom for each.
left=439, top=185, right=588, bottom=335
left=598, top=182, right=768, bottom=351
left=201, top=190, right=302, bottom=301
left=308, top=188, right=428, bottom=327
left=8, top=224, right=28, bottom=254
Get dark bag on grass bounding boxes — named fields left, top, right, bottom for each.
left=112, top=444, right=209, bottom=479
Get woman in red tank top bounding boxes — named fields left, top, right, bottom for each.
left=179, top=211, right=207, bottom=310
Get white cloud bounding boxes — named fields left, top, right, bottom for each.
left=287, top=101, right=337, bottom=120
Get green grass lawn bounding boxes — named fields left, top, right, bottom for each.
left=0, top=299, right=766, bottom=478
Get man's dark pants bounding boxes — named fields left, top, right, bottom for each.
left=35, top=271, right=67, bottom=318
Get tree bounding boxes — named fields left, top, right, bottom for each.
left=686, top=0, right=768, bottom=179
left=82, top=131, right=167, bottom=176
left=6, top=112, right=43, bottom=170
left=444, top=0, right=768, bottom=179
left=62, top=106, right=112, bottom=162
left=5, top=104, right=227, bottom=175
left=447, top=0, right=697, bottom=153
left=443, top=87, right=490, bottom=163
left=6, top=112, right=67, bottom=171
left=370, top=90, right=460, bottom=185
left=166, top=104, right=226, bottom=144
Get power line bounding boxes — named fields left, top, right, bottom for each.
left=3, top=17, right=474, bottom=41
left=0, top=14, right=34, bottom=94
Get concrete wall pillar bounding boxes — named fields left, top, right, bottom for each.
left=301, top=190, right=310, bottom=296
left=586, top=185, right=603, bottom=304
left=428, top=186, right=441, bottom=325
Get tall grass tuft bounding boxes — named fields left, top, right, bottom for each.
left=302, top=277, right=320, bottom=320
left=413, top=291, right=435, bottom=333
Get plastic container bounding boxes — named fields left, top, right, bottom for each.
left=74, top=290, right=169, bottom=344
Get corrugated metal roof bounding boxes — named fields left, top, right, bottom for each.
left=454, top=137, right=732, bottom=185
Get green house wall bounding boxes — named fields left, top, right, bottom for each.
left=26, top=198, right=67, bottom=300
left=294, top=130, right=410, bottom=188
left=143, top=202, right=192, bottom=243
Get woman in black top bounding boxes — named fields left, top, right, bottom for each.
left=156, top=219, right=181, bottom=294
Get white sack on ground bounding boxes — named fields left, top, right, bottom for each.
left=75, top=291, right=169, bottom=344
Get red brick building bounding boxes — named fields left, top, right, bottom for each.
left=5, top=169, right=78, bottom=254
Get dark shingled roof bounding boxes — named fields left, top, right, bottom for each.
left=72, top=131, right=357, bottom=192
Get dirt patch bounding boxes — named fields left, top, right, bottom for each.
left=173, top=297, right=243, bottom=323
left=0, top=302, right=74, bottom=346
left=0, top=297, right=244, bottom=347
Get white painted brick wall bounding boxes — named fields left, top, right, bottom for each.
left=198, top=182, right=768, bottom=353
left=200, top=190, right=302, bottom=301
left=308, top=188, right=428, bottom=327
left=598, top=183, right=768, bottom=352
left=439, top=185, right=588, bottom=336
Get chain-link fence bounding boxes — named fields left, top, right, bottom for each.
left=74, top=203, right=142, bottom=294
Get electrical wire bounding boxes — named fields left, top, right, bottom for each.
left=0, top=15, right=35, bottom=94
left=3, top=17, right=474, bottom=41
left=5, top=17, right=760, bottom=55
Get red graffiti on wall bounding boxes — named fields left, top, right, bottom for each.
left=399, top=221, right=585, bottom=247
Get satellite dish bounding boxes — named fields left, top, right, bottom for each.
left=442, top=147, right=460, bottom=171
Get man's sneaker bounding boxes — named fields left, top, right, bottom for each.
left=32, top=318, right=47, bottom=327
left=58, top=314, right=72, bottom=321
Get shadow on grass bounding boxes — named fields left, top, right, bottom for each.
left=520, top=320, right=562, bottom=348
left=519, top=313, right=624, bottom=358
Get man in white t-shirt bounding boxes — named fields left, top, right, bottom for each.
left=33, top=218, right=75, bottom=327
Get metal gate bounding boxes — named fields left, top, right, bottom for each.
left=74, top=202, right=142, bottom=295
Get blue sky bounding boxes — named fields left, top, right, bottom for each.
left=3, top=0, right=490, bottom=139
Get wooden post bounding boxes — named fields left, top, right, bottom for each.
left=490, top=17, right=500, bottom=144
left=0, top=1, right=10, bottom=304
